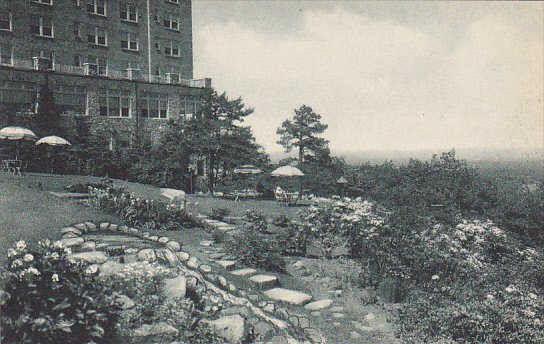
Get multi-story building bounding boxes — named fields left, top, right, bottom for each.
left=0, top=0, right=210, bottom=148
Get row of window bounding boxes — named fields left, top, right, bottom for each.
left=1, top=1, right=184, bottom=32
left=0, top=45, right=185, bottom=82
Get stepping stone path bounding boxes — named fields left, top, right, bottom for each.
left=55, top=220, right=318, bottom=343
left=216, top=260, right=237, bottom=270
left=305, top=299, right=334, bottom=311
left=263, top=288, right=313, bottom=305
left=249, top=274, right=278, bottom=290
left=231, top=268, right=257, bottom=276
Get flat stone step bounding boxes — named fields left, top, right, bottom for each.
left=263, top=288, right=312, bottom=305
left=199, top=240, right=214, bottom=247
left=216, top=260, right=237, bottom=270
left=210, top=253, right=226, bottom=260
left=304, top=299, right=334, bottom=311
left=230, top=268, right=257, bottom=276
left=249, top=274, right=278, bottom=290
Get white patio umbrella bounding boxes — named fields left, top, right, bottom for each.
left=271, top=165, right=305, bottom=199
left=35, top=136, right=71, bottom=174
left=270, top=165, right=304, bottom=177
left=0, top=126, right=37, bottom=160
left=0, top=126, right=37, bottom=140
left=35, top=136, right=71, bottom=146
left=233, top=164, right=263, bottom=175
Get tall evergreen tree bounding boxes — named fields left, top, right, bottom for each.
left=184, top=87, right=255, bottom=194
left=276, top=105, right=329, bottom=164
left=35, top=74, right=60, bottom=136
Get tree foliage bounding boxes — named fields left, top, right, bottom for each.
left=276, top=105, right=329, bottom=163
left=184, top=87, right=265, bottom=193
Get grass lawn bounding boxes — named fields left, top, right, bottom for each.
left=0, top=174, right=125, bottom=280
left=186, top=194, right=310, bottom=220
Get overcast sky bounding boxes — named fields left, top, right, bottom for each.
left=192, top=1, right=543, bottom=153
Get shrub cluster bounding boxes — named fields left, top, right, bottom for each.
left=226, top=229, right=286, bottom=272
left=302, top=197, right=544, bottom=342
left=89, top=186, right=195, bottom=231
left=1, top=240, right=119, bottom=344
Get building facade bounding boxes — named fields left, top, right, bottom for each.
left=0, top=0, right=210, bottom=147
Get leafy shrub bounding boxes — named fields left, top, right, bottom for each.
left=90, top=186, right=195, bottom=230
left=400, top=284, right=544, bottom=343
left=272, top=214, right=290, bottom=228
left=210, top=207, right=230, bottom=221
left=276, top=222, right=309, bottom=256
left=226, top=229, right=286, bottom=272
left=243, top=210, right=268, bottom=233
left=1, top=240, right=119, bottom=344
left=303, top=197, right=385, bottom=259
left=65, top=178, right=113, bottom=193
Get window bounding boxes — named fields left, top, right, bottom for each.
left=73, top=22, right=82, bottom=39
left=121, top=60, right=139, bottom=78
left=55, top=84, right=86, bottom=115
left=87, top=27, right=107, bottom=46
left=87, top=56, right=107, bottom=75
left=163, top=14, right=179, bottom=30
left=121, top=32, right=138, bottom=51
left=99, top=90, right=132, bottom=117
left=31, top=17, right=54, bottom=38
left=0, top=44, right=12, bottom=65
left=0, top=11, right=11, bottom=31
left=154, top=38, right=160, bottom=50
left=120, top=2, right=137, bottom=22
left=73, top=55, right=82, bottom=67
left=34, top=0, right=53, bottom=5
left=87, top=0, right=106, bottom=16
left=166, top=0, right=179, bottom=4
left=141, top=93, right=168, bottom=119
left=31, top=49, right=54, bottom=68
left=109, top=130, right=132, bottom=150
left=164, top=40, right=179, bottom=57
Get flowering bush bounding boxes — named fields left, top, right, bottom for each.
left=89, top=186, right=195, bottom=231
left=400, top=284, right=543, bottom=343
left=303, top=197, right=385, bottom=258
left=1, top=240, right=119, bottom=344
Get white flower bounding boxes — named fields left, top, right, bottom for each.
left=7, top=248, right=17, bottom=257
left=25, top=267, right=40, bottom=276
left=11, top=259, right=23, bottom=268
left=16, top=240, right=26, bottom=250
left=528, top=293, right=538, bottom=300
left=51, top=274, right=59, bottom=282
left=431, top=275, right=440, bottom=281
left=523, top=309, right=536, bottom=318
left=486, top=294, right=495, bottom=301
left=505, top=285, right=518, bottom=293
left=85, top=265, right=98, bottom=274
left=534, top=319, right=542, bottom=326
left=23, top=254, right=34, bottom=262
left=50, top=252, right=60, bottom=260
left=34, top=317, right=47, bottom=326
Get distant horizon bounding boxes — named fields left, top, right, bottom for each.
left=268, top=146, right=544, bottom=164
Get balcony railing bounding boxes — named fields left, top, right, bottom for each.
left=1, top=58, right=210, bottom=88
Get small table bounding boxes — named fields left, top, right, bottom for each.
left=277, top=192, right=299, bottom=206
left=1, top=160, right=23, bottom=175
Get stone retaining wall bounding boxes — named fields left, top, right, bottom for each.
left=58, top=221, right=326, bottom=344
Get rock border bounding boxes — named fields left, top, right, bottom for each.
left=58, top=221, right=326, bottom=344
